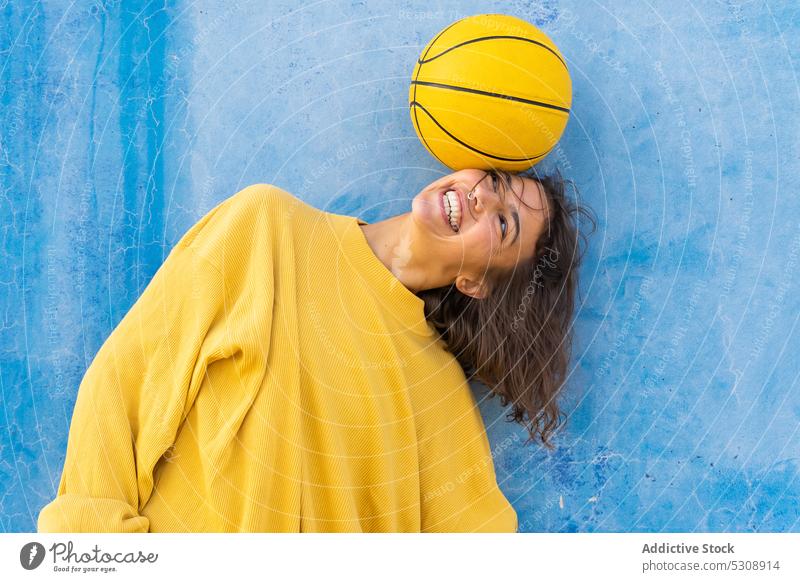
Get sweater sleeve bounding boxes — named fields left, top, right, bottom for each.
left=416, top=368, right=519, bottom=533
left=418, top=428, right=519, bottom=533
left=37, top=210, right=232, bottom=533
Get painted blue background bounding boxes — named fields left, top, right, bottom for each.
left=2, top=0, right=798, bottom=532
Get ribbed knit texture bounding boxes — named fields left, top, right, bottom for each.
left=36, top=184, right=518, bottom=533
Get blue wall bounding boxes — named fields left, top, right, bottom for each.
left=2, top=0, right=798, bottom=532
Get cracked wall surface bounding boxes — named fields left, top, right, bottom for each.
left=1, top=0, right=799, bottom=532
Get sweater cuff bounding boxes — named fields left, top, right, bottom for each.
left=37, top=494, right=150, bottom=533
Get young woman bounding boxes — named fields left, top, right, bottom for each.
left=37, top=167, right=593, bottom=533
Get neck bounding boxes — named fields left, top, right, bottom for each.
left=358, top=213, right=432, bottom=294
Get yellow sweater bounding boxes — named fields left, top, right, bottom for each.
left=37, top=184, right=518, bottom=533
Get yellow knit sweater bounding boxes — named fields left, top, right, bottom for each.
left=37, top=184, right=518, bottom=533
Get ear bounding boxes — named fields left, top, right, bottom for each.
left=455, top=274, right=489, bottom=300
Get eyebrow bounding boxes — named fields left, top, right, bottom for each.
left=504, top=173, right=521, bottom=248
left=510, top=206, right=520, bottom=247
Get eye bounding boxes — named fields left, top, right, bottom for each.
left=491, top=172, right=507, bottom=240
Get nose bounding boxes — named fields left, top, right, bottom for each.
left=472, top=175, right=500, bottom=214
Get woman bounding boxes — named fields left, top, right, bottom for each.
left=37, top=167, right=593, bottom=533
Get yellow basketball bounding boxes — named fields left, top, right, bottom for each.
left=409, top=13, right=572, bottom=172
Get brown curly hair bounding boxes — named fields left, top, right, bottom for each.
left=417, top=167, right=596, bottom=450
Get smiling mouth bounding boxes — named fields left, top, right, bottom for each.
left=441, top=189, right=462, bottom=232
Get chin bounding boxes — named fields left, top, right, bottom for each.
left=411, top=189, right=446, bottom=235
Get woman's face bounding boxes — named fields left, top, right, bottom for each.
left=410, top=168, right=550, bottom=298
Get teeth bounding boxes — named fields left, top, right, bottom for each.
left=442, top=190, right=460, bottom=232
left=445, top=190, right=460, bottom=216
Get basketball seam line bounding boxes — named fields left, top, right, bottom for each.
left=413, top=19, right=464, bottom=169
left=418, top=35, right=569, bottom=71
left=409, top=100, right=550, bottom=163
left=410, top=80, right=571, bottom=113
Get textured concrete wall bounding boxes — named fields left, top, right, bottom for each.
left=2, top=0, right=798, bottom=532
